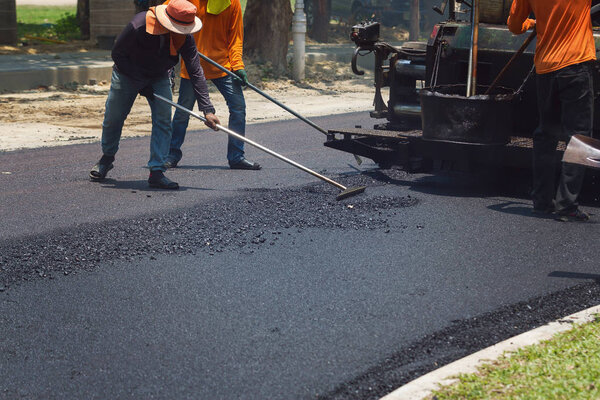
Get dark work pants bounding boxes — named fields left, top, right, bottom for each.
left=532, top=62, right=594, bottom=212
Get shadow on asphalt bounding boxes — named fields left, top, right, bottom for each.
left=487, top=201, right=599, bottom=221
left=549, top=271, right=600, bottom=283
left=98, top=179, right=215, bottom=192
left=168, top=165, right=230, bottom=171
left=364, top=168, right=533, bottom=200
left=486, top=201, right=557, bottom=220
left=365, top=167, right=600, bottom=208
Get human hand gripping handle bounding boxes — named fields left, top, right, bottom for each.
left=233, top=69, right=248, bottom=86
left=204, top=112, right=220, bottom=131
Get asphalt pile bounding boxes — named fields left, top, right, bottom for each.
left=0, top=171, right=417, bottom=291
left=318, top=282, right=600, bottom=400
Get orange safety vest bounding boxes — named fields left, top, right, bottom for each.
left=179, top=0, right=245, bottom=80
left=507, top=0, right=596, bottom=74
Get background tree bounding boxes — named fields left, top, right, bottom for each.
left=76, top=0, right=90, bottom=40
left=309, top=0, right=331, bottom=42
left=243, top=0, right=293, bottom=75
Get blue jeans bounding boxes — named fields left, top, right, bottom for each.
left=101, top=69, right=173, bottom=172
left=168, top=75, right=246, bottom=164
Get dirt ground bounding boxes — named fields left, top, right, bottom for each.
left=0, top=61, right=382, bottom=152
left=0, top=20, right=406, bottom=152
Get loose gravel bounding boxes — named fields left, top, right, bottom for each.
left=0, top=170, right=417, bottom=289
left=2, top=168, right=598, bottom=400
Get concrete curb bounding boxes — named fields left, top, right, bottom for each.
left=380, top=304, right=600, bottom=400
left=0, top=51, right=113, bottom=92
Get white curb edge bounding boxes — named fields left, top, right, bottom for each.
left=381, top=304, right=600, bottom=400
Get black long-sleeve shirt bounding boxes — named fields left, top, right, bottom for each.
left=112, top=12, right=215, bottom=114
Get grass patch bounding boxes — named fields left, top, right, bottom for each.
left=17, top=5, right=80, bottom=42
left=431, top=316, right=600, bottom=400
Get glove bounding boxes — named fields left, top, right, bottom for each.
left=139, top=85, right=154, bottom=101
left=233, top=69, right=248, bottom=86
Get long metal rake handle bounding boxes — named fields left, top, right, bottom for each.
left=485, top=29, right=537, bottom=96
left=197, top=51, right=328, bottom=135
left=154, top=93, right=347, bottom=190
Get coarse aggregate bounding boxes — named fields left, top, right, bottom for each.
left=2, top=167, right=599, bottom=400
left=0, top=171, right=417, bottom=290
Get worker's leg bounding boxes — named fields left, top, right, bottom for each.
left=555, top=62, right=594, bottom=213
left=101, top=70, right=139, bottom=157
left=167, top=77, right=196, bottom=165
left=212, top=75, right=247, bottom=164
left=147, top=77, right=174, bottom=172
left=532, top=71, right=561, bottom=211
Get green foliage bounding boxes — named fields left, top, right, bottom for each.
left=431, top=317, right=600, bottom=400
left=53, top=13, right=81, bottom=40
left=16, top=6, right=80, bottom=42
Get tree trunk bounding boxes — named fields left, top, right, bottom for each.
left=409, top=0, right=420, bottom=41
left=76, top=0, right=90, bottom=40
left=309, top=0, right=330, bottom=42
left=244, top=0, right=293, bottom=75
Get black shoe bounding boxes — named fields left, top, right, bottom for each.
left=148, top=171, right=179, bottom=190
left=164, top=160, right=178, bottom=169
left=555, top=208, right=590, bottom=222
left=229, top=159, right=261, bottom=170
left=89, top=156, right=114, bottom=181
left=532, top=206, right=555, bottom=215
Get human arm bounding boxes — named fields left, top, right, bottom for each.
left=179, top=34, right=216, bottom=115
left=179, top=34, right=220, bottom=129
left=507, top=0, right=535, bottom=35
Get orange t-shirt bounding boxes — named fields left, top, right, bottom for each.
left=507, top=0, right=596, bottom=74
left=179, top=0, right=245, bottom=80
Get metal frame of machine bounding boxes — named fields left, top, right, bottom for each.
left=325, top=0, right=600, bottom=173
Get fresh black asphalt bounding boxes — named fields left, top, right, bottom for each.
left=1, top=112, right=599, bottom=399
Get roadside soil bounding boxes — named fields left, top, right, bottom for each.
left=0, top=22, right=406, bottom=152
left=0, top=60, right=382, bottom=152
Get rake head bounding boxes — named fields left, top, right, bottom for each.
left=336, top=186, right=367, bottom=201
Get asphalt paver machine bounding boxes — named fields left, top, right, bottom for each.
left=325, top=0, right=600, bottom=174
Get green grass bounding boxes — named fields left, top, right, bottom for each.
left=431, top=316, right=600, bottom=400
left=16, top=5, right=80, bottom=42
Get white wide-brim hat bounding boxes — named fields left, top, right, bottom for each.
left=155, top=0, right=202, bottom=35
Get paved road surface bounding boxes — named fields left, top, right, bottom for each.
left=1, top=112, right=599, bottom=399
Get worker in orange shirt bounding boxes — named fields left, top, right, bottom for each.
left=508, top=0, right=595, bottom=222
left=165, top=0, right=261, bottom=170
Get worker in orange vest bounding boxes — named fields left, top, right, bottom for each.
left=508, top=0, right=595, bottom=222
left=165, top=0, right=261, bottom=170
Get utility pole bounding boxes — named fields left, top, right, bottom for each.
left=409, top=0, right=420, bottom=41
left=292, top=0, right=307, bottom=81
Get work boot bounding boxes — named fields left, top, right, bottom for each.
left=89, top=155, right=114, bottom=181
left=555, top=208, right=590, bottom=222
left=229, top=158, right=261, bottom=170
left=148, top=170, right=179, bottom=190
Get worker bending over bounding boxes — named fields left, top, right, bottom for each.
left=90, top=0, right=220, bottom=189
